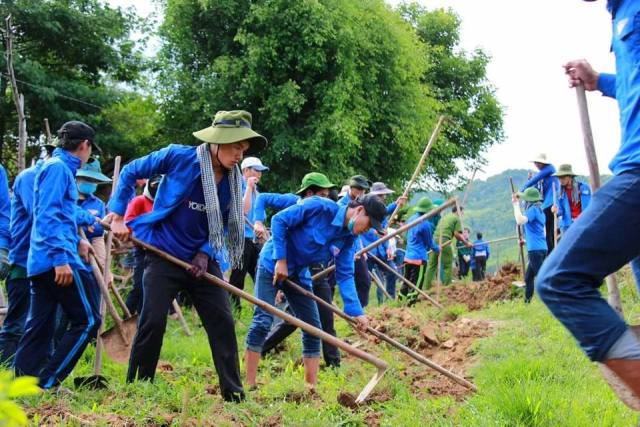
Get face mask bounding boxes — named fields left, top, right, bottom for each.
left=347, top=213, right=360, bottom=235
left=78, top=182, right=97, bottom=195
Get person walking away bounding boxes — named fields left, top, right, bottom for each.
left=457, top=228, right=472, bottom=279
left=472, top=232, right=490, bottom=281
left=512, top=188, right=547, bottom=303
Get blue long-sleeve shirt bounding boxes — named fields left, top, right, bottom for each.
left=523, top=204, right=547, bottom=252
left=254, top=192, right=300, bottom=223
left=404, top=213, right=439, bottom=263
left=556, top=181, right=592, bottom=232
left=28, top=149, right=88, bottom=276
left=520, top=164, right=559, bottom=209
left=260, top=196, right=364, bottom=316
left=597, top=0, right=640, bottom=175
left=78, top=195, right=106, bottom=239
left=9, top=162, right=42, bottom=268
left=107, top=144, right=232, bottom=261
left=472, top=239, right=490, bottom=259
left=0, top=165, right=10, bottom=251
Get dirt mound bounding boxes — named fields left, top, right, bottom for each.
left=440, top=262, right=521, bottom=310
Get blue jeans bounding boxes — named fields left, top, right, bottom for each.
left=525, top=250, right=547, bottom=303
left=245, top=266, right=321, bottom=358
left=536, top=170, right=640, bottom=362
left=0, top=277, right=31, bottom=365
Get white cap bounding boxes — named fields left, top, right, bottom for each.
left=338, top=184, right=350, bottom=198
left=241, top=157, right=269, bottom=171
left=531, top=153, right=550, bottom=164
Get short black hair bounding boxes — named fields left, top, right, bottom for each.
left=328, top=188, right=339, bottom=202
left=477, top=232, right=483, bottom=239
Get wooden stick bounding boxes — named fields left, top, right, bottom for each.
left=509, top=177, right=528, bottom=277
left=312, top=198, right=457, bottom=282
left=5, top=15, right=27, bottom=171
left=172, top=299, right=193, bottom=337
left=368, top=253, right=443, bottom=309
left=552, top=182, right=559, bottom=246
left=387, top=115, right=447, bottom=226
left=461, top=168, right=478, bottom=206
left=370, top=269, right=392, bottom=300
left=100, top=222, right=387, bottom=403
left=44, top=118, right=52, bottom=144
left=284, top=278, right=476, bottom=391
left=575, top=85, right=622, bottom=314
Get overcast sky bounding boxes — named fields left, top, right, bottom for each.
left=108, top=0, right=619, bottom=179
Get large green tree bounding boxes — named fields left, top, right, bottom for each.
left=0, top=0, right=156, bottom=175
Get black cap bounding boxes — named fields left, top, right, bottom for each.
left=57, top=121, right=101, bottom=154
left=349, top=175, right=372, bottom=190
left=360, top=194, right=387, bottom=234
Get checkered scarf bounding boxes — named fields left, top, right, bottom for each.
left=196, top=143, right=244, bottom=269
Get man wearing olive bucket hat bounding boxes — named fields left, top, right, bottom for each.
left=106, top=110, right=267, bottom=402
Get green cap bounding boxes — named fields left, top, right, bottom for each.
left=553, top=164, right=577, bottom=177
left=414, top=197, right=434, bottom=213
left=193, top=110, right=268, bottom=156
left=349, top=175, right=371, bottom=190
left=517, top=187, right=542, bottom=202
left=76, top=157, right=112, bottom=183
left=296, top=172, right=336, bottom=195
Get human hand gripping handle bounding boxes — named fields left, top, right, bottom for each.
left=354, top=315, right=369, bottom=332
left=274, top=259, right=289, bottom=285
left=187, top=252, right=209, bottom=278
left=563, top=59, right=599, bottom=91
left=104, top=213, right=130, bottom=241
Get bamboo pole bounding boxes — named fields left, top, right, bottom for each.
left=5, top=15, right=27, bottom=171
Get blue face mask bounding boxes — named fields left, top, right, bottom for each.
left=78, top=182, right=97, bottom=195
left=347, top=213, right=360, bottom=235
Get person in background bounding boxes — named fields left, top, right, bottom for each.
left=553, top=164, right=591, bottom=234
left=519, top=153, right=559, bottom=252
left=456, top=227, right=472, bottom=279
left=14, top=121, right=102, bottom=389
left=228, top=157, right=269, bottom=314
left=472, top=232, right=490, bottom=281
left=338, top=175, right=372, bottom=307
left=124, top=175, right=162, bottom=315
left=512, top=188, right=546, bottom=303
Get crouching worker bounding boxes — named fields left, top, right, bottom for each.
left=106, top=110, right=267, bottom=402
left=14, top=121, right=102, bottom=389
left=245, top=194, right=387, bottom=390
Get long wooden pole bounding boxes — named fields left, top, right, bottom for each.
left=312, top=198, right=457, bottom=282
left=283, top=278, right=476, bottom=391
left=575, top=85, right=622, bottom=314
left=509, top=178, right=528, bottom=277
left=387, top=116, right=447, bottom=226
left=461, top=168, right=478, bottom=206
left=370, top=269, right=392, bottom=300
left=5, top=15, right=26, bottom=171
left=552, top=182, right=559, bottom=246
left=100, top=222, right=387, bottom=404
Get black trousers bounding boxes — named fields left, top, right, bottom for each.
left=354, top=256, right=371, bottom=308
left=525, top=250, right=547, bottom=303
left=125, top=247, right=146, bottom=315
left=261, top=263, right=340, bottom=367
left=472, top=256, right=487, bottom=281
left=229, top=238, right=262, bottom=312
left=127, top=253, right=244, bottom=402
left=400, top=263, right=425, bottom=305
left=543, top=206, right=555, bottom=253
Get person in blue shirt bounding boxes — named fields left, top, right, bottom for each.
left=399, top=197, right=439, bottom=303
left=14, top=121, right=102, bottom=389
left=228, top=156, right=269, bottom=314
left=512, top=188, right=547, bottom=304
left=337, top=175, right=373, bottom=307
left=106, top=110, right=266, bottom=402
left=471, top=232, right=490, bottom=281
left=536, top=0, right=640, bottom=407
left=0, top=164, right=10, bottom=282
left=520, top=153, right=559, bottom=252
left=551, top=164, right=592, bottom=233
left=254, top=172, right=342, bottom=368
left=244, top=194, right=386, bottom=390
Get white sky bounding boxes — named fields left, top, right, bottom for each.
left=109, top=0, right=619, bottom=179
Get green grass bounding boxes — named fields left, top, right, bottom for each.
left=20, top=272, right=640, bottom=426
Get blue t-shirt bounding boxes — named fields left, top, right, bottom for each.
left=524, top=204, right=547, bottom=252
left=150, top=174, right=231, bottom=262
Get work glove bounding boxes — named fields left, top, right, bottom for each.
left=0, top=248, right=10, bottom=281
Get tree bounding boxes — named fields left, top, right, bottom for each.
left=0, top=0, right=155, bottom=175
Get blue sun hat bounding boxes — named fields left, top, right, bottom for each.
left=76, top=158, right=112, bottom=184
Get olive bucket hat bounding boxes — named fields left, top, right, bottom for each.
left=193, top=110, right=268, bottom=156
left=517, top=187, right=542, bottom=203
left=296, top=172, right=337, bottom=195
left=414, top=197, right=434, bottom=213
left=553, top=164, right=577, bottom=177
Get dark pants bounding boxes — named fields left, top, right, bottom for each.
left=125, top=247, right=146, bottom=315
left=536, top=170, right=640, bottom=362
left=261, top=264, right=340, bottom=367
left=354, top=256, right=371, bottom=308
left=524, top=250, right=546, bottom=303
left=472, top=256, right=487, bottom=281
left=14, top=268, right=101, bottom=389
left=229, top=238, right=261, bottom=312
left=457, top=254, right=470, bottom=279
left=400, top=263, right=425, bottom=305
left=127, top=253, right=244, bottom=402
left=543, top=206, right=555, bottom=253
left=0, top=277, right=31, bottom=365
